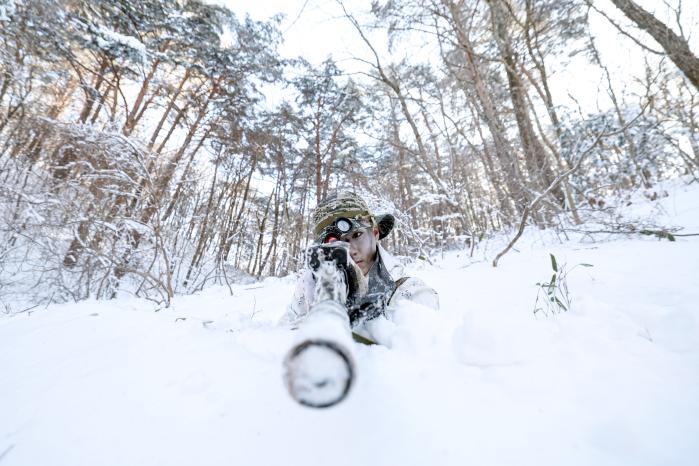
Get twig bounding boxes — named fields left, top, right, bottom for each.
left=565, top=228, right=699, bottom=237
left=15, top=303, right=41, bottom=315
left=585, top=1, right=664, bottom=55
left=0, top=444, right=16, bottom=463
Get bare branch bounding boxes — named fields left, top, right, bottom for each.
left=586, top=1, right=664, bottom=55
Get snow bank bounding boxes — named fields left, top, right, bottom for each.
left=1, top=180, right=698, bottom=466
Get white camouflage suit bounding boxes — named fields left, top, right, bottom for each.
left=280, top=243, right=439, bottom=345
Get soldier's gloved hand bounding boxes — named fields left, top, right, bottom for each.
left=301, top=268, right=317, bottom=309
left=347, top=258, right=368, bottom=300
left=348, top=293, right=388, bottom=327
left=305, top=242, right=367, bottom=308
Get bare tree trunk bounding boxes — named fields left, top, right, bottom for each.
left=257, top=186, right=280, bottom=277
left=161, top=127, right=212, bottom=222
left=0, top=70, right=12, bottom=107
left=63, top=220, right=90, bottom=268
left=148, top=68, right=192, bottom=150
left=183, top=156, right=220, bottom=287
left=78, top=57, right=109, bottom=124
left=314, top=108, right=323, bottom=203
left=390, top=101, right=415, bottom=217
left=442, top=0, right=526, bottom=216
left=222, top=155, right=258, bottom=262
left=487, top=0, right=564, bottom=211
left=123, top=58, right=161, bottom=136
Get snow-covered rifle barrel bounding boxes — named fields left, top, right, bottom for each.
left=283, top=243, right=357, bottom=408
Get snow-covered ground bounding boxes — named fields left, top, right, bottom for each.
left=2, top=180, right=698, bottom=466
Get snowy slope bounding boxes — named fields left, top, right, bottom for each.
left=2, top=180, right=698, bottom=466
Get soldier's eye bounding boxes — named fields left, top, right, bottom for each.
left=353, top=231, right=363, bottom=239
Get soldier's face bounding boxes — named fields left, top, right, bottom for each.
left=342, top=226, right=379, bottom=276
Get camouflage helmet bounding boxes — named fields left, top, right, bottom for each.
left=312, top=191, right=395, bottom=241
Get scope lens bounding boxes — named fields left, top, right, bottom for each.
left=336, top=218, right=351, bottom=232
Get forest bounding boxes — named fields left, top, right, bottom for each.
left=0, top=0, right=697, bottom=307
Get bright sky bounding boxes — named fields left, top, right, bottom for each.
left=217, top=0, right=372, bottom=65
left=214, top=0, right=697, bottom=115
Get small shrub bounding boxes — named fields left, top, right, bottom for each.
left=534, top=253, right=592, bottom=317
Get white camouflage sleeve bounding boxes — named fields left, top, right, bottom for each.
left=361, top=277, right=439, bottom=346
left=279, top=270, right=314, bottom=327
left=388, top=276, right=439, bottom=312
